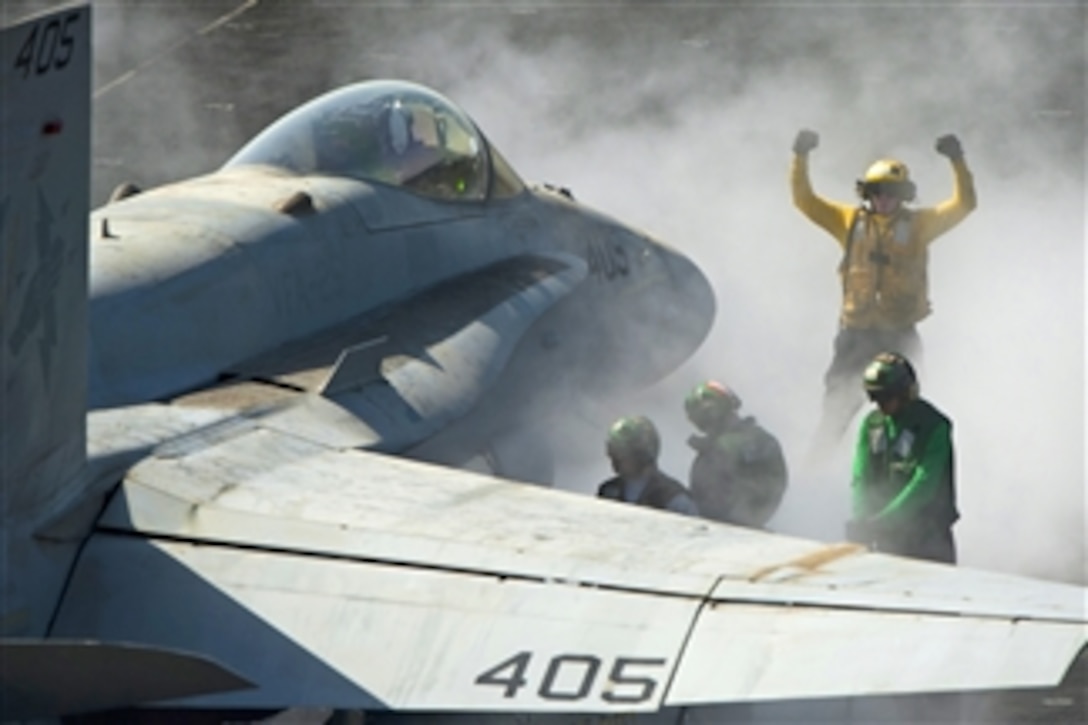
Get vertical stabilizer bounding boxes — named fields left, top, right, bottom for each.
left=1, top=5, right=90, bottom=524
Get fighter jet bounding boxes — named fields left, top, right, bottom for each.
left=85, top=70, right=715, bottom=486
left=1, top=6, right=1085, bottom=723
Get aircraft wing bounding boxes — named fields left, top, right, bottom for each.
left=48, top=411, right=1087, bottom=715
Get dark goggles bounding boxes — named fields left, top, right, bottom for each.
left=866, top=388, right=897, bottom=403
left=858, top=180, right=912, bottom=200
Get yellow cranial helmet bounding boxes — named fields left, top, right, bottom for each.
left=863, top=159, right=911, bottom=184
left=856, top=158, right=916, bottom=201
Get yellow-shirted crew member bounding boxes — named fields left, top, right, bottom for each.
left=791, top=129, right=976, bottom=458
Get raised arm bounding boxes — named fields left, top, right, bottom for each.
left=916, top=134, right=977, bottom=242
left=790, top=129, right=857, bottom=247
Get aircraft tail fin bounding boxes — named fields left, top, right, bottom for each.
left=1, top=4, right=92, bottom=522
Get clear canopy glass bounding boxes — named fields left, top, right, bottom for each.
left=225, top=80, right=509, bottom=201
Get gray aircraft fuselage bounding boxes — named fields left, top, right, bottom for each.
left=86, top=80, right=715, bottom=476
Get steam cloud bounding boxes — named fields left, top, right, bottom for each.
left=423, top=3, right=1085, bottom=584
left=452, top=4, right=1086, bottom=584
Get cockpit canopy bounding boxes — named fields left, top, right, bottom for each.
left=224, top=80, right=523, bottom=201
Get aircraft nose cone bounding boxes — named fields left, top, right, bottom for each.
left=623, top=242, right=717, bottom=387
left=666, top=249, right=716, bottom=353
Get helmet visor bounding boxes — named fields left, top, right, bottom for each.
left=866, top=388, right=895, bottom=403
left=861, top=181, right=912, bottom=199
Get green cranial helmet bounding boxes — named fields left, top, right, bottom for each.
left=685, top=380, right=741, bottom=432
left=606, top=415, right=661, bottom=464
left=863, top=352, right=918, bottom=399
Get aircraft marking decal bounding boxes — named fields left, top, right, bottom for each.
left=586, top=235, right=629, bottom=281
left=475, top=651, right=667, bottom=704
left=12, top=10, right=81, bottom=80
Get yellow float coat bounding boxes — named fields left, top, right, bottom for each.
left=791, top=156, right=976, bottom=329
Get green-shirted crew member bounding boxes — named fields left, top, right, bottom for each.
left=846, top=352, right=959, bottom=564
left=791, top=129, right=977, bottom=458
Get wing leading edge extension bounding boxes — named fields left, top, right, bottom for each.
left=171, top=252, right=587, bottom=454
left=48, top=418, right=1087, bottom=714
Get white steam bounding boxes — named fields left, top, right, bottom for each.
left=427, top=4, right=1085, bottom=583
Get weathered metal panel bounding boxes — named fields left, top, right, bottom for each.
left=97, top=423, right=1088, bottom=628
left=1, top=3, right=92, bottom=638
left=711, top=552, right=1088, bottom=622
left=87, top=403, right=231, bottom=460
left=666, top=602, right=1086, bottom=704
left=75, top=408, right=1088, bottom=711
left=255, top=393, right=386, bottom=450
left=53, top=535, right=697, bottom=712
left=1, top=2, right=90, bottom=520
left=97, top=430, right=776, bottom=597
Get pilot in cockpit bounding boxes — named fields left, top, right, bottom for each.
left=378, top=100, right=449, bottom=188
left=382, top=100, right=416, bottom=158
left=316, top=99, right=438, bottom=186
left=312, top=96, right=480, bottom=199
